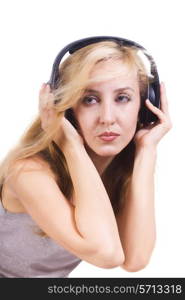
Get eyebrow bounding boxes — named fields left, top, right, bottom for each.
left=84, top=87, right=135, bottom=94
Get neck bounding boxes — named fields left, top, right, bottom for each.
left=85, top=145, right=114, bottom=176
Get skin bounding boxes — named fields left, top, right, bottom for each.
left=72, top=60, right=141, bottom=174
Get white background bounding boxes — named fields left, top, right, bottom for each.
left=0, top=0, right=184, bottom=277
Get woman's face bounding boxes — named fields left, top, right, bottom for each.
left=73, top=59, right=140, bottom=157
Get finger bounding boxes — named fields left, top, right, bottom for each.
left=39, top=88, right=54, bottom=109
left=40, top=111, right=49, bottom=130
left=39, top=104, right=55, bottom=121
left=41, top=82, right=47, bottom=89
left=145, top=99, right=166, bottom=122
left=160, top=82, right=169, bottom=114
left=40, top=108, right=55, bottom=130
left=45, top=83, right=51, bottom=93
left=39, top=83, right=48, bottom=94
left=39, top=97, right=50, bottom=111
left=39, top=83, right=51, bottom=94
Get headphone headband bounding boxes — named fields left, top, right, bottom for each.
left=47, top=36, right=160, bottom=124
left=48, top=36, right=147, bottom=89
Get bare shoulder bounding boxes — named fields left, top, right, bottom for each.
left=5, top=154, right=76, bottom=210
left=7, top=154, right=57, bottom=184
left=2, top=154, right=58, bottom=213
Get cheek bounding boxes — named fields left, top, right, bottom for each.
left=75, top=111, right=93, bottom=136
left=119, top=112, right=139, bottom=141
left=120, top=106, right=139, bottom=127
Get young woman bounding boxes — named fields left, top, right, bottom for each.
left=0, top=38, right=172, bottom=277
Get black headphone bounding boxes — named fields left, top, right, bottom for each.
left=47, top=36, right=160, bottom=126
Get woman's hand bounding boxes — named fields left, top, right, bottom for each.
left=39, top=83, right=84, bottom=150
left=134, top=82, right=172, bottom=150
left=39, top=83, right=56, bottom=131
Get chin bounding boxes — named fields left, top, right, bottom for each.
left=92, top=145, right=123, bottom=157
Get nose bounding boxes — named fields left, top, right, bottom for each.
left=99, top=101, right=116, bottom=126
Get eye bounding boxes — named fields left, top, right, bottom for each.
left=116, top=94, right=131, bottom=103
left=82, top=96, right=98, bottom=105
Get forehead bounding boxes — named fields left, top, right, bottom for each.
left=87, top=59, right=139, bottom=90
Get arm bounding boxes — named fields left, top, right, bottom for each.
left=8, top=155, right=124, bottom=269
left=117, top=146, right=157, bottom=272
left=117, top=82, right=172, bottom=272
left=63, top=142, right=124, bottom=260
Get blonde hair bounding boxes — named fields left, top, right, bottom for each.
left=0, top=41, right=150, bottom=216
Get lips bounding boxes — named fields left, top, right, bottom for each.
left=99, top=132, right=120, bottom=137
left=98, top=132, right=120, bottom=142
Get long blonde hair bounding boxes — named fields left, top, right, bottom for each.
left=0, top=41, right=150, bottom=214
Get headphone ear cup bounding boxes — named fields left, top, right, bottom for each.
left=148, top=85, right=156, bottom=105
left=64, top=108, right=79, bottom=129
left=147, top=85, right=159, bottom=123
left=139, top=85, right=158, bottom=125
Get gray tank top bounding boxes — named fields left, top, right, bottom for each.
left=0, top=200, right=81, bottom=278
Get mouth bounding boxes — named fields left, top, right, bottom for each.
left=98, top=132, right=120, bottom=142
left=99, top=136, right=119, bottom=141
